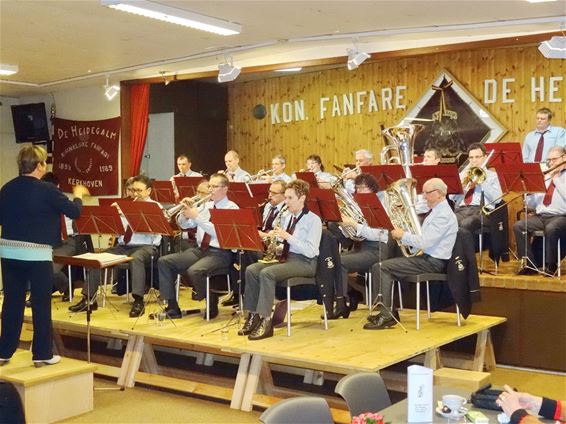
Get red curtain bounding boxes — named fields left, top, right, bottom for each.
left=129, top=83, right=150, bottom=176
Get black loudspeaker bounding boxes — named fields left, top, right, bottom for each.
left=10, top=102, right=50, bottom=143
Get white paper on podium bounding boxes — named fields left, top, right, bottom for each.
left=407, top=364, right=433, bottom=422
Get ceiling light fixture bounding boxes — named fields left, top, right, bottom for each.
left=218, top=55, right=241, bottom=83
left=104, top=75, right=120, bottom=100
left=101, top=0, right=241, bottom=36
left=526, top=0, right=556, bottom=3
left=0, top=64, right=19, bottom=76
left=539, top=35, right=566, bottom=59
left=347, top=40, right=370, bottom=70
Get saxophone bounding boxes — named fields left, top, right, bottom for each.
left=259, top=205, right=288, bottom=264
left=384, top=178, right=423, bottom=257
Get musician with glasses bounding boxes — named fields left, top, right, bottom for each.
left=336, top=173, right=389, bottom=319
left=157, top=173, right=238, bottom=319
left=365, top=178, right=457, bottom=330
left=223, top=150, right=251, bottom=182
left=222, top=181, right=288, bottom=307
left=452, top=143, right=502, bottom=234
left=514, top=146, right=566, bottom=276
left=259, top=154, right=292, bottom=183
left=69, top=174, right=162, bottom=318
left=344, top=149, right=374, bottom=194
left=522, top=108, right=566, bottom=163
left=238, top=180, right=322, bottom=340
left=415, top=148, right=442, bottom=215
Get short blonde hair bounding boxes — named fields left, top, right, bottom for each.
left=17, top=145, right=47, bottom=175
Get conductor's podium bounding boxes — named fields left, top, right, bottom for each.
left=0, top=351, right=96, bottom=423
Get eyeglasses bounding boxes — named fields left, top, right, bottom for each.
left=132, top=188, right=147, bottom=193
left=423, top=189, right=439, bottom=195
left=209, top=184, right=226, bottom=189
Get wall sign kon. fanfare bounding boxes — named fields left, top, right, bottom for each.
left=267, top=75, right=563, bottom=126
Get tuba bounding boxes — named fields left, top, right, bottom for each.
left=384, top=178, right=423, bottom=257
left=380, top=124, right=424, bottom=176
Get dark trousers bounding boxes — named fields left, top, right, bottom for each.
left=371, top=255, right=447, bottom=309
left=340, top=241, right=387, bottom=298
left=0, top=259, right=53, bottom=360
left=513, top=214, right=566, bottom=266
left=455, top=206, right=489, bottom=234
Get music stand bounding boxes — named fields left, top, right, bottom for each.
left=495, top=163, right=546, bottom=274
left=228, top=192, right=263, bottom=227
left=210, top=209, right=264, bottom=329
left=150, top=180, right=176, bottom=204
left=173, top=176, right=205, bottom=199
left=295, top=172, right=318, bottom=187
left=98, top=197, right=131, bottom=206
left=409, top=164, right=463, bottom=194
left=485, top=142, right=523, bottom=166
left=228, top=182, right=253, bottom=198
left=306, top=187, right=341, bottom=222
left=352, top=193, right=407, bottom=332
left=247, top=183, right=270, bottom=199
left=360, top=165, right=405, bottom=191
left=116, top=201, right=175, bottom=323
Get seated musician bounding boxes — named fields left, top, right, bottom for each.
left=514, top=146, right=566, bottom=276
left=297, top=154, right=336, bottom=187
left=69, top=175, right=162, bottom=317
left=157, top=173, right=238, bottom=319
left=344, top=149, right=373, bottom=194
left=124, top=176, right=135, bottom=199
left=452, top=143, right=502, bottom=233
left=365, top=178, right=457, bottom=330
left=336, top=173, right=388, bottom=319
left=415, top=148, right=442, bottom=215
left=175, top=180, right=210, bottom=251
left=239, top=180, right=322, bottom=340
left=173, top=154, right=202, bottom=178
left=222, top=181, right=287, bottom=307
left=223, top=150, right=251, bottom=182
left=260, top=154, right=292, bottom=183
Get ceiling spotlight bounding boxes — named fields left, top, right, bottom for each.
left=538, top=36, right=566, bottom=59
left=218, top=56, right=241, bottom=83
left=347, top=48, right=370, bottom=70
left=104, top=75, right=120, bottom=100
left=0, top=63, right=19, bottom=76
left=101, top=0, right=241, bottom=36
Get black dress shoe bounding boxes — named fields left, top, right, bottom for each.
left=129, top=300, right=145, bottom=318
left=149, top=306, right=182, bottom=320
left=203, top=293, right=219, bottom=319
left=238, top=313, right=260, bottom=336
left=68, top=296, right=98, bottom=312
left=248, top=317, right=274, bottom=340
left=221, top=292, right=239, bottom=307
left=364, top=310, right=399, bottom=330
left=326, top=303, right=350, bottom=320
left=516, top=267, right=538, bottom=276
left=25, top=298, right=32, bottom=308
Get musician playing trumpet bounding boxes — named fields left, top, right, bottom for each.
left=365, top=178, right=457, bottom=330
left=452, top=143, right=502, bottom=234
left=222, top=150, right=251, bottom=182
left=239, top=180, right=322, bottom=340
left=514, top=146, right=566, bottom=276
left=258, top=154, right=292, bottom=184
left=157, top=173, right=238, bottom=319
left=337, top=173, right=389, bottom=319
left=344, top=149, right=373, bottom=194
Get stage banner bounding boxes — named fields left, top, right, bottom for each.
left=52, top=117, right=120, bottom=196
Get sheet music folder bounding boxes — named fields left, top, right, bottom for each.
left=75, top=205, right=125, bottom=236
left=210, top=209, right=264, bottom=252
left=116, top=201, right=174, bottom=236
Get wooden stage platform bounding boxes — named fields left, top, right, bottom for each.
left=5, top=288, right=506, bottom=413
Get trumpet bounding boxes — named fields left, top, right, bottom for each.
left=165, top=194, right=210, bottom=219
left=249, top=168, right=274, bottom=181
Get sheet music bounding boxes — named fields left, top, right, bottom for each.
left=74, top=252, right=129, bottom=266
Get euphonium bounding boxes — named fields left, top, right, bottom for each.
left=384, top=178, right=423, bottom=257
left=332, top=178, right=366, bottom=242
left=259, top=205, right=288, bottom=263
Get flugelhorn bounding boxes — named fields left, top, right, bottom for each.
left=165, top=193, right=210, bottom=219
left=249, top=168, right=274, bottom=181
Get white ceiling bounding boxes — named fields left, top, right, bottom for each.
left=0, top=0, right=564, bottom=98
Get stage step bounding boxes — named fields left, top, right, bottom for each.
left=0, top=350, right=97, bottom=423
left=434, top=367, right=491, bottom=391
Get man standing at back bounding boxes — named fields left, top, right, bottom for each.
left=522, top=108, right=566, bottom=163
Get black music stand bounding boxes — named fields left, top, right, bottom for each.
left=307, top=188, right=342, bottom=222
left=485, top=142, right=523, bottom=166
left=151, top=180, right=176, bottom=205
left=295, top=172, right=318, bottom=187
left=116, top=201, right=175, bottom=324
left=209, top=209, right=264, bottom=332
left=173, top=176, right=205, bottom=199
left=409, top=164, right=463, bottom=195
left=496, top=163, right=546, bottom=274
left=353, top=193, right=407, bottom=333
left=360, top=165, right=405, bottom=191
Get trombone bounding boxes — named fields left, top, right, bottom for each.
left=461, top=149, right=495, bottom=193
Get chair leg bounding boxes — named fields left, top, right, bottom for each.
left=102, top=268, right=108, bottom=308
left=227, top=274, right=231, bottom=293
left=367, top=271, right=372, bottom=308
left=390, top=281, right=395, bottom=310
left=286, top=286, right=292, bottom=337
left=397, top=281, right=403, bottom=310
left=426, top=280, right=431, bottom=319
left=542, top=235, right=546, bottom=268
left=206, top=276, right=210, bottom=321
left=68, top=265, right=73, bottom=302
left=456, top=304, right=461, bottom=326
left=416, top=281, right=420, bottom=330
left=322, top=299, right=328, bottom=331
left=175, top=274, right=180, bottom=301
left=478, top=232, right=483, bottom=270
left=558, top=238, right=562, bottom=278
